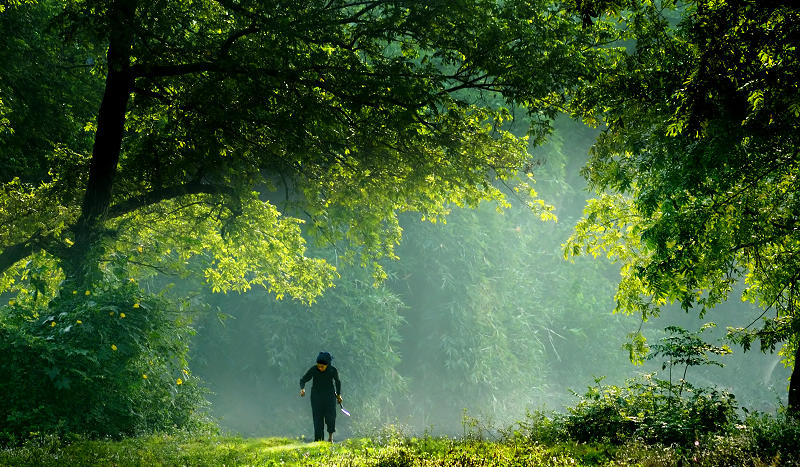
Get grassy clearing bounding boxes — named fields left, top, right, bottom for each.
left=1, top=435, right=336, bottom=466
left=1, top=431, right=799, bottom=466
left=2, top=408, right=799, bottom=467
left=0, top=433, right=626, bottom=466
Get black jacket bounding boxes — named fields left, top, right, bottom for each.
left=300, top=365, right=341, bottom=399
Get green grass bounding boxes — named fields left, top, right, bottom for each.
left=2, top=427, right=798, bottom=466
left=1, top=435, right=333, bottom=466
left=0, top=434, right=616, bottom=466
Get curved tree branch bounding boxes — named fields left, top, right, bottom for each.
left=107, top=181, right=238, bottom=219
left=0, top=239, right=36, bottom=277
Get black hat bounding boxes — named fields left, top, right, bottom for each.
left=316, top=351, right=332, bottom=365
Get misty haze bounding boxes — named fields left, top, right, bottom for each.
left=2, top=1, right=799, bottom=465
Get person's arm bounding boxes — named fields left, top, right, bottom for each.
left=299, top=367, right=314, bottom=396
left=333, top=367, right=342, bottom=403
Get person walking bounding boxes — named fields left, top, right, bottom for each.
left=299, top=351, right=342, bottom=442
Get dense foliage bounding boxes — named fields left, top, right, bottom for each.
left=0, top=279, right=207, bottom=443
left=565, top=0, right=800, bottom=410
left=517, top=330, right=742, bottom=447
left=0, top=0, right=602, bottom=296
left=186, top=118, right=643, bottom=437
left=0, top=0, right=603, bottom=437
left=2, top=0, right=799, bottom=444
left=190, top=204, right=630, bottom=437
left=564, top=376, right=738, bottom=446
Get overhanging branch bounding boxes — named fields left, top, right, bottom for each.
left=0, top=238, right=37, bottom=277
left=107, top=181, right=237, bottom=219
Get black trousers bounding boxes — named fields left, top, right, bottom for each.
left=310, top=396, right=336, bottom=441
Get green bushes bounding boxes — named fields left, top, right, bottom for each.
left=511, top=376, right=739, bottom=447
left=0, top=281, right=209, bottom=443
left=510, top=380, right=800, bottom=465
left=562, top=376, right=738, bottom=445
left=609, top=413, right=800, bottom=466
left=745, top=412, right=800, bottom=464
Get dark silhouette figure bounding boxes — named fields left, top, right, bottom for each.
left=299, top=351, right=342, bottom=441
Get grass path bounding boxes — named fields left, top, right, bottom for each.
left=1, top=436, right=346, bottom=466
left=1, top=433, right=610, bottom=466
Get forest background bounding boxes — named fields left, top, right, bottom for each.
left=193, top=117, right=792, bottom=438
left=0, top=0, right=798, bottom=445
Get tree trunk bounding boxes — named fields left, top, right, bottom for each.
left=67, top=0, right=138, bottom=284
left=789, top=342, right=800, bottom=416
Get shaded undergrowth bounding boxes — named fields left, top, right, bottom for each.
left=2, top=411, right=798, bottom=467
left=3, top=374, right=799, bottom=466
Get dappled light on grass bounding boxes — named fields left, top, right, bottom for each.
left=3, top=416, right=798, bottom=466
left=0, top=435, right=338, bottom=466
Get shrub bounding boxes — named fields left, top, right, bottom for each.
left=509, top=375, right=740, bottom=447
left=0, top=281, right=208, bottom=443
left=504, top=408, right=569, bottom=445
left=744, top=411, right=800, bottom=464
left=562, top=375, right=739, bottom=445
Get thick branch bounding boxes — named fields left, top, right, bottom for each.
left=107, top=181, right=237, bottom=219
left=218, top=24, right=259, bottom=58
left=0, top=240, right=36, bottom=277
left=131, top=60, right=289, bottom=82
left=131, top=61, right=222, bottom=78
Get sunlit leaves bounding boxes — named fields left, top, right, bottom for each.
left=296, top=103, right=532, bottom=280
left=111, top=193, right=335, bottom=303
left=1, top=0, right=606, bottom=305
left=0, top=0, right=623, bottom=436
left=0, top=177, right=79, bottom=247
left=567, top=0, right=800, bottom=385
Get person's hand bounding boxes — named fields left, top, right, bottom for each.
left=300, top=389, right=305, bottom=397
left=336, top=394, right=343, bottom=404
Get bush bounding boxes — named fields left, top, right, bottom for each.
left=504, top=409, right=569, bottom=445
left=744, top=411, right=800, bottom=464
left=611, top=413, right=800, bottom=466
left=0, top=281, right=209, bottom=443
left=510, top=375, right=739, bottom=447
left=563, top=375, right=739, bottom=446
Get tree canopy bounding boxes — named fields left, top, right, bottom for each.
left=565, top=0, right=800, bottom=411
left=0, top=0, right=608, bottom=437
left=4, top=0, right=800, bottom=439
left=0, top=0, right=604, bottom=303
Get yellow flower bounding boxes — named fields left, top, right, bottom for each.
left=111, top=344, right=117, bottom=351
left=129, top=278, right=135, bottom=283
left=120, top=313, right=126, bottom=318
left=72, top=290, right=77, bottom=295
left=137, top=246, right=143, bottom=253
left=176, top=378, right=183, bottom=385
left=84, top=290, right=91, bottom=296
left=50, top=321, right=56, bottom=327
left=142, top=374, right=148, bottom=379
left=133, top=303, right=140, bottom=308
left=76, top=320, right=82, bottom=324
left=8, top=300, right=14, bottom=306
